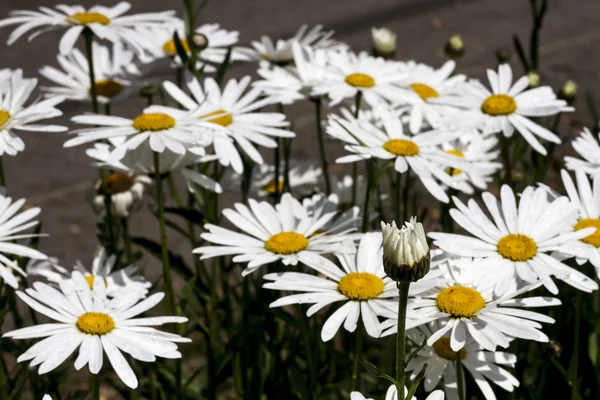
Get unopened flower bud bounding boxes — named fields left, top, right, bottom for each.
left=546, top=339, right=562, bottom=358
left=381, top=217, right=430, bottom=283
left=192, top=33, right=209, bottom=51
left=559, top=80, right=577, bottom=105
left=444, top=35, right=464, bottom=59
left=495, top=47, right=512, bottom=64
left=371, top=27, right=396, bottom=59
left=528, top=71, right=540, bottom=88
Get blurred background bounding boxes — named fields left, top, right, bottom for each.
left=0, top=0, right=597, bottom=269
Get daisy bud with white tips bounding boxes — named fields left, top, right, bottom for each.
left=371, top=27, right=396, bottom=58
left=381, top=217, right=430, bottom=283
left=559, top=80, right=577, bottom=104
left=444, top=34, right=464, bottom=59
left=528, top=71, right=540, bottom=87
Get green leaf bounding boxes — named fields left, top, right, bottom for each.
left=215, top=46, right=233, bottom=87
left=358, top=355, right=400, bottom=387
left=173, top=31, right=189, bottom=65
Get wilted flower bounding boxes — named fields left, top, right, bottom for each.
left=381, top=217, right=430, bottom=282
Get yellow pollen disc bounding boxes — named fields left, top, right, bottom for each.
left=383, top=139, right=420, bottom=157
left=200, top=109, right=233, bottom=127
left=162, top=38, right=191, bottom=55
left=481, top=94, right=517, bottom=116
left=67, top=12, right=110, bottom=25
left=0, top=110, right=10, bottom=127
left=445, top=149, right=465, bottom=176
left=436, top=285, right=485, bottom=318
left=338, top=272, right=385, bottom=301
left=574, top=218, right=600, bottom=247
left=105, top=173, right=135, bottom=194
left=94, top=79, right=123, bottom=98
left=264, top=232, right=308, bottom=255
left=84, top=275, right=108, bottom=290
left=411, top=83, right=439, bottom=100
left=497, top=233, right=537, bottom=261
left=345, top=73, right=375, bottom=88
left=433, top=337, right=466, bottom=360
left=263, top=179, right=284, bottom=194
left=76, top=312, right=115, bottom=335
left=132, top=113, right=176, bottom=132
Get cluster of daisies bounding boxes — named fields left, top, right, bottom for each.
left=0, top=1, right=595, bottom=399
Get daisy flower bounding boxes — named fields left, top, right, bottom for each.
left=0, top=195, right=47, bottom=288
left=142, top=19, right=248, bottom=71
left=93, top=171, right=151, bottom=218
left=407, top=323, right=519, bottom=400
left=351, top=385, right=444, bottom=400
left=254, top=42, right=335, bottom=104
left=434, top=64, right=571, bottom=155
left=439, top=132, right=502, bottom=194
left=394, top=60, right=466, bottom=133
left=564, top=127, right=600, bottom=174
left=326, top=107, right=471, bottom=203
left=382, top=278, right=558, bottom=352
left=29, top=248, right=151, bottom=297
left=312, top=50, right=405, bottom=107
left=225, top=161, right=321, bottom=197
left=39, top=42, right=139, bottom=105
left=553, top=169, right=600, bottom=277
left=428, top=185, right=599, bottom=294
left=243, top=24, right=346, bottom=65
left=154, top=74, right=295, bottom=173
left=64, top=106, right=225, bottom=161
left=264, top=232, right=395, bottom=341
left=0, top=70, right=67, bottom=156
left=194, top=193, right=357, bottom=276
left=3, top=271, right=189, bottom=389
left=0, top=2, right=176, bottom=58
left=87, top=142, right=222, bottom=193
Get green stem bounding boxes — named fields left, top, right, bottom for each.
left=351, top=92, right=362, bottom=206
left=274, top=138, right=281, bottom=201
left=395, top=282, right=410, bottom=398
left=0, top=156, right=5, bottom=188
left=314, top=98, right=331, bottom=194
left=298, top=304, right=316, bottom=397
left=571, top=290, right=582, bottom=400
left=402, top=171, right=410, bottom=223
left=361, top=161, right=374, bottom=232
left=153, top=152, right=175, bottom=316
left=596, top=277, right=600, bottom=389
left=82, top=28, right=98, bottom=114
left=102, top=188, right=117, bottom=256
left=351, top=325, right=364, bottom=391
left=283, top=138, right=292, bottom=193
left=183, top=0, right=197, bottom=75
left=499, top=135, right=513, bottom=187
left=0, top=283, right=8, bottom=400
left=91, top=373, right=100, bottom=400
left=456, top=352, right=466, bottom=400
left=394, top=172, right=401, bottom=223
left=121, top=218, right=133, bottom=265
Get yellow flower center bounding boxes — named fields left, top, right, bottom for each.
left=132, top=113, right=176, bottom=132
left=104, top=173, right=135, bottom=195
left=338, top=272, right=385, bottom=301
left=436, top=285, right=486, bottom=318
left=263, top=179, right=284, bottom=194
left=345, top=73, right=375, bottom=88
left=76, top=312, right=115, bottom=335
left=481, top=94, right=517, bottom=116
left=67, top=12, right=110, bottom=25
left=411, top=83, right=439, bottom=100
left=264, top=232, right=309, bottom=255
left=433, top=337, right=466, bottom=360
left=94, top=79, right=124, bottom=98
left=383, top=139, right=420, bottom=157
left=497, top=234, right=537, bottom=261
left=84, top=275, right=109, bottom=290
left=0, top=110, right=10, bottom=127
left=200, top=109, right=233, bottom=127
left=445, top=149, right=465, bottom=176
left=162, top=38, right=191, bottom=55
left=574, top=218, right=600, bottom=247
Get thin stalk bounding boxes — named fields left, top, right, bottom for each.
left=91, top=373, right=100, bottom=400
left=456, top=352, right=466, bottom=400
left=394, top=172, right=401, bottom=223
left=351, top=325, right=364, bottom=391
left=102, top=191, right=117, bottom=255
left=297, top=304, right=316, bottom=397
left=166, top=174, right=199, bottom=271
left=153, top=152, right=175, bottom=316
left=596, top=277, right=600, bottom=388
left=314, top=98, right=331, bottom=194
left=274, top=138, right=281, bottom=201
left=570, top=290, right=582, bottom=400
left=104, top=103, right=111, bottom=115
left=183, top=0, right=197, bottom=75
left=121, top=218, right=133, bottom=265
left=82, top=28, right=99, bottom=114
left=499, top=135, right=513, bottom=186
left=395, top=282, right=410, bottom=397
left=0, top=283, right=8, bottom=400
left=351, top=92, right=362, bottom=205
left=361, top=161, right=374, bottom=232
left=283, top=138, right=292, bottom=193
left=402, top=171, right=410, bottom=222
left=0, top=156, right=5, bottom=188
